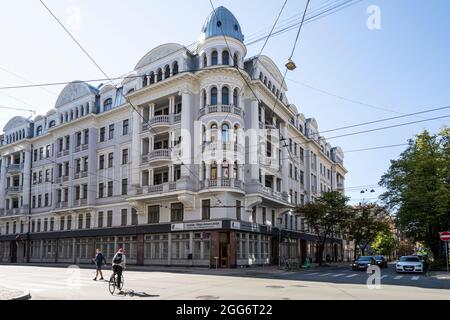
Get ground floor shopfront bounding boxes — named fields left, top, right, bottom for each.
left=0, top=220, right=344, bottom=267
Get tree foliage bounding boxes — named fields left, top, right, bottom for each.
left=379, top=129, right=450, bottom=260
left=372, top=229, right=398, bottom=257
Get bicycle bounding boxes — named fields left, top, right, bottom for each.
left=108, top=272, right=124, bottom=295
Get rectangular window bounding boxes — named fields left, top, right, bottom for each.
left=33, top=149, right=38, bottom=162
left=75, top=185, right=80, bottom=200
left=65, top=136, right=70, bottom=150
left=45, top=145, right=51, bottom=158
left=252, top=206, right=256, bottom=223
left=108, top=124, right=114, bottom=140
left=236, top=200, right=241, bottom=221
left=78, top=215, right=83, bottom=229
left=122, top=119, right=129, bottom=135
left=60, top=217, right=65, bottom=231
left=122, top=149, right=128, bottom=164
left=86, top=214, right=91, bottom=229
left=98, top=183, right=104, bottom=198
left=131, top=208, right=138, bottom=226
left=67, top=216, right=72, bottom=230
left=262, top=207, right=266, bottom=225
left=75, top=159, right=81, bottom=173
left=107, top=181, right=113, bottom=197
left=44, top=193, right=49, bottom=207
left=202, top=199, right=210, bottom=220
left=170, top=203, right=184, bottom=222
left=99, top=155, right=105, bottom=170
left=82, top=184, right=88, bottom=199
left=98, top=211, right=104, bottom=228
left=99, top=127, right=105, bottom=142
left=300, top=147, right=304, bottom=162
left=76, top=132, right=82, bottom=147
left=84, top=129, right=89, bottom=145
left=107, top=211, right=113, bottom=227
left=39, top=147, right=43, bottom=160
left=121, top=179, right=128, bottom=195
left=108, top=153, right=114, bottom=168
left=272, top=210, right=275, bottom=227
left=147, top=206, right=159, bottom=224
left=300, top=171, right=305, bottom=186
left=121, top=209, right=127, bottom=226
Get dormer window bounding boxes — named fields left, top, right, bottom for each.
left=36, top=126, right=43, bottom=136
left=103, top=98, right=113, bottom=111
left=211, top=51, right=218, bottom=66
left=49, top=120, right=56, bottom=128
left=172, top=61, right=179, bottom=75
left=222, top=50, right=230, bottom=65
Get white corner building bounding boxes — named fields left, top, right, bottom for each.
left=0, top=7, right=349, bottom=267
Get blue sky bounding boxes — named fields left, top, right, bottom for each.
left=0, top=0, right=449, bottom=203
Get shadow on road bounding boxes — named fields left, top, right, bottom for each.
left=117, top=290, right=160, bottom=298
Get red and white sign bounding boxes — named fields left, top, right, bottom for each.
left=439, top=231, right=450, bottom=242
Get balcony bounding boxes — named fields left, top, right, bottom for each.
left=73, top=199, right=87, bottom=207
left=337, top=182, right=344, bottom=190
left=203, top=142, right=243, bottom=155
left=6, top=186, right=23, bottom=194
left=141, top=114, right=181, bottom=133
left=200, top=179, right=244, bottom=191
left=56, top=202, right=68, bottom=209
left=258, top=185, right=288, bottom=202
left=148, top=149, right=171, bottom=164
left=199, top=105, right=243, bottom=118
left=55, top=176, right=69, bottom=183
left=74, top=144, right=88, bottom=153
left=74, top=171, right=88, bottom=180
left=7, top=163, right=24, bottom=173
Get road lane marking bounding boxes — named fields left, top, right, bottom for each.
left=319, top=273, right=331, bottom=277
left=394, top=276, right=403, bottom=280
left=331, top=273, right=345, bottom=277
left=306, top=273, right=319, bottom=276
left=346, top=274, right=358, bottom=278
left=411, top=276, right=420, bottom=281
left=380, top=275, right=388, bottom=280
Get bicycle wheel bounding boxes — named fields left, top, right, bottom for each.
left=108, top=275, right=116, bottom=295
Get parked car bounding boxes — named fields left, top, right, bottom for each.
left=373, top=255, right=388, bottom=268
left=396, top=256, right=424, bottom=273
left=352, top=256, right=376, bottom=271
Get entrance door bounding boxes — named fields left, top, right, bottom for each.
left=10, top=241, right=17, bottom=263
left=219, top=232, right=229, bottom=268
left=300, top=240, right=307, bottom=263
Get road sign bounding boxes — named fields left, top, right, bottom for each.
left=439, top=231, right=450, bottom=242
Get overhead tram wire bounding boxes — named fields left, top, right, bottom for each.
left=39, top=0, right=223, bottom=206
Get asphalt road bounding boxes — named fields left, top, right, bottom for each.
left=0, top=264, right=449, bottom=300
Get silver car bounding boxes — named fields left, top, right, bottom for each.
left=396, top=256, right=424, bottom=273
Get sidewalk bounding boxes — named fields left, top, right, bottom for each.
left=0, top=287, right=31, bottom=300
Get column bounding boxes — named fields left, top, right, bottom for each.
left=246, top=233, right=250, bottom=262
left=257, top=234, right=262, bottom=264
left=179, top=91, right=192, bottom=178
left=169, top=96, right=175, bottom=115
left=87, top=128, right=97, bottom=206
left=149, top=103, right=155, bottom=121
left=249, top=100, right=259, bottom=182
left=189, top=232, right=194, bottom=265
left=168, top=233, right=172, bottom=266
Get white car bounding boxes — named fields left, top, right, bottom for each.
left=396, top=256, right=424, bottom=273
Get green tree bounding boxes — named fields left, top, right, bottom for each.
left=347, top=203, right=390, bottom=259
left=297, top=191, right=351, bottom=265
left=380, top=129, right=450, bottom=261
left=372, top=229, right=398, bottom=258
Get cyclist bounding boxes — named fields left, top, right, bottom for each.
left=111, top=247, right=126, bottom=292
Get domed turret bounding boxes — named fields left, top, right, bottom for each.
left=202, top=6, right=244, bottom=42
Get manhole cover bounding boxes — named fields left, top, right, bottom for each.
left=196, top=295, right=220, bottom=300
left=266, top=285, right=285, bottom=289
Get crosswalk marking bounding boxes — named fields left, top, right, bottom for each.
left=394, top=276, right=403, bottom=280
left=411, top=276, right=420, bottom=281
left=319, top=273, right=331, bottom=277
left=380, top=275, right=388, bottom=280
left=346, top=274, right=358, bottom=278
left=306, top=272, right=319, bottom=276
left=332, top=273, right=345, bottom=277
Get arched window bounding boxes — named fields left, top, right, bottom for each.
left=127, top=88, right=135, bottom=94
left=280, top=93, right=283, bottom=102
left=70, top=110, right=74, bottom=120
left=222, top=87, right=229, bottom=105
left=233, top=53, right=239, bottom=66
left=22, top=129, right=25, bottom=138
left=222, top=50, right=230, bottom=65
left=233, top=161, right=239, bottom=179
left=221, top=123, right=229, bottom=144
left=142, top=75, right=148, bottom=87
left=149, top=72, right=155, bottom=85
left=233, top=89, right=239, bottom=107
left=103, top=98, right=113, bottom=111
left=268, top=81, right=272, bottom=90
left=259, top=72, right=263, bottom=81
left=202, top=125, right=206, bottom=143
left=65, top=112, right=68, bottom=122
left=164, top=65, right=170, bottom=78
left=211, top=51, right=218, bottom=66
left=202, top=89, right=207, bottom=107
left=276, top=89, right=280, bottom=98
left=202, top=53, right=207, bottom=67
left=157, top=69, right=163, bottom=82
left=49, top=120, right=56, bottom=128
left=172, top=61, right=179, bottom=75
left=36, top=126, right=43, bottom=136
left=264, top=76, right=267, bottom=85
left=75, top=108, right=79, bottom=118
left=80, top=105, right=84, bottom=116
left=86, top=103, right=90, bottom=114
left=19, top=131, right=22, bottom=139
left=211, top=123, right=218, bottom=142
left=210, top=87, right=218, bottom=105
left=234, top=124, right=240, bottom=144
left=211, top=161, right=217, bottom=180
left=222, top=160, right=229, bottom=179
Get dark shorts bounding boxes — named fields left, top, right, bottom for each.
left=96, top=264, right=103, bottom=270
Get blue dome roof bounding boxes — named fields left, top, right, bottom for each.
left=202, top=6, right=244, bottom=42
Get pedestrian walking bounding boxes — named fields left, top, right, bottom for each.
left=92, top=248, right=107, bottom=281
